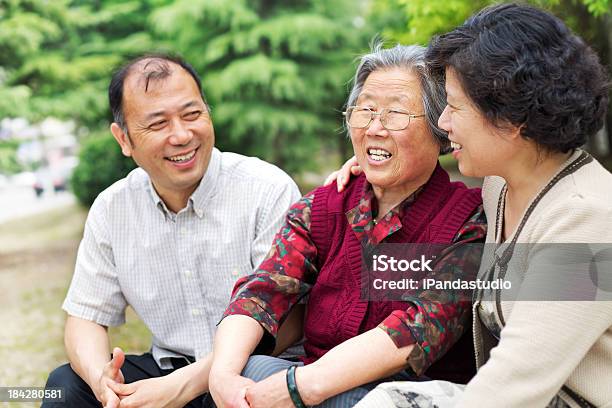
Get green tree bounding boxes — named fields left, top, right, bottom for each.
left=0, top=0, right=163, bottom=205
left=0, top=140, right=22, bottom=174
left=0, top=0, right=159, bottom=129
left=1, top=0, right=372, bottom=205
left=371, top=0, right=609, bottom=44
left=370, top=0, right=612, bottom=165
left=150, top=0, right=369, bottom=173
left=70, top=132, right=137, bottom=206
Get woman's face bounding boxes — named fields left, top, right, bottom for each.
left=438, top=67, right=515, bottom=178
left=350, top=68, right=440, bottom=195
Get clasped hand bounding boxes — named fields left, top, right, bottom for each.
left=95, top=347, right=188, bottom=408
left=211, top=369, right=304, bottom=408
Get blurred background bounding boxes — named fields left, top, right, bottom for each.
left=0, top=0, right=610, bottom=404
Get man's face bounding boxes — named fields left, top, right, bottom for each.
left=115, top=64, right=214, bottom=201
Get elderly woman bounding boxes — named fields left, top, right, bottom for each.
left=335, top=4, right=612, bottom=408
left=208, top=44, right=486, bottom=408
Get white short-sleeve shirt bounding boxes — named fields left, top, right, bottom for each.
left=63, top=148, right=301, bottom=368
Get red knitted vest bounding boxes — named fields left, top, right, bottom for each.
left=303, top=164, right=482, bottom=382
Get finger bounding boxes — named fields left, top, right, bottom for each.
left=116, top=369, right=125, bottom=385
left=237, top=388, right=251, bottom=408
left=338, top=161, right=357, bottom=192
left=111, top=347, right=126, bottom=371
left=107, top=380, right=135, bottom=396
left=104, top=390, right=120, bottom=408
left=117, top=394, right=137, bottom=408
left=350, top=165, right=362, bottom=176
left=109, top=347, right=126, bottom=382
left=323, top=171, right=339, bottom=186
left=337, top=175, right=344, bottom=193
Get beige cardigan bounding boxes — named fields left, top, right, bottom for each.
left=460, top=150, right=612, bottom=408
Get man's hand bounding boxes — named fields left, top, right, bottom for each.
left=107, top=374, right=188, bottom=408
left=323, top=156, right=361, bottom=192
left=93, top=347, right=125, bottom=408
left=209, top=371, right=255, bottom=408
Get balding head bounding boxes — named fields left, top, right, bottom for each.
left=109, top=54, right=206, bottom=134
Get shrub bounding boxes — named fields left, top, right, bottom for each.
left=71, top=132, right=136, bottom=207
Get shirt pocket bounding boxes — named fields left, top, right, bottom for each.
left=201, top=260, right=254, bottom=308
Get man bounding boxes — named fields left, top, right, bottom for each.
left=43, top=54, right=300, bottom=407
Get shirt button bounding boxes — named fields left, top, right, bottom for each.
left=191, top=308, right=201, bottom=316
left=232, top=269, right=239, bottom=276
left=184, top=270, right=192, bottom=278
left=180, top=227, right=188, bottom=234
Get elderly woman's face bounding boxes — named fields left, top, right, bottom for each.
left=350, top=68, right=439, bottom=193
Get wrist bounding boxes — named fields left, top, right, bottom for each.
left=209, top=366, right=241, bottom=394
left=164, top=369, right=192, bottom=403
left=177, top=356, right=213, bottom=399
left=85, top=365, right=105, bottom=398
left=210, top=366, right=240, bottom=381
left=294, top=365, right=325, bottom=406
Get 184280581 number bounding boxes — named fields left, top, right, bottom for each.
left=0, top=387, right=65, bottom=402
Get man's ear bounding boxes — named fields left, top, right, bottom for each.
left=110, top=123, right=133, bottom=157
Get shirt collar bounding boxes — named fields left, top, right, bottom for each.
left=345, top=182, right=423, bottom=245
left=146, top=147, right=221, bottom=221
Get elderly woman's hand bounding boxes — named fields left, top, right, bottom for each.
left=245, top=367, right=323, bottom=408
left=323, top=156, right=361, bottom=192
left=244, top=370, right=292, bottom=408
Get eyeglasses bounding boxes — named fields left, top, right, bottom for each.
left=343, top=106, right=425, bottom=131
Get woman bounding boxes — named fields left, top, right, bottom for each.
left=208, top=44, right=487, bottom=408
left=337, top=4, right=612, bottom=407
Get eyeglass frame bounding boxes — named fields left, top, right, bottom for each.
left=342, top=105, right=426, bottom=131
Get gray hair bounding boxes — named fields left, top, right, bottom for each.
left=346, top=43, right=450, bottom=154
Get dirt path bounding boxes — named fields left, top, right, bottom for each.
left=0, top=206, right=85, bottom=406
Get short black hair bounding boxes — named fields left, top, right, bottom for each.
left=426, top=3, right=610, bottom=152
left=108, top=53, right=207, bottom=133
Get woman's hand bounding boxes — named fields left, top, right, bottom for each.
left=209, top=371, right=255, bottom=408
left=244, top=370, right=291, bottom=408
left=209, top=315, right=265, bottom=407
left=323, top=156, right=361, bottom=192
left=245, top=367, right=323, bottom=408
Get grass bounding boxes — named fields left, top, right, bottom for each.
left=0, top=205, right=150, bottom=407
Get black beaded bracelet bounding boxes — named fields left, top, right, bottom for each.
left=286, top=365, right=307, bottom=408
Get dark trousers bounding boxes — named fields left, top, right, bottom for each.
left=42, top=353, right=214, bottom=408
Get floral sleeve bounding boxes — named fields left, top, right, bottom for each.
left=378, top=205, right=487, bottom=376
left=222, top=192, right=318, bottom=346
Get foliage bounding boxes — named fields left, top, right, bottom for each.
left=70, top=132, right=136, bottom=207
left=1, top=0, right=368, bottom=205
left=0, top=139, right=22, bottom=174
left=370, top=0, right=610, bottom=44
left=4, top=0, right=609, bottom=206
left=369, top=0, right=612, bottom=166
left=150, top=0, right=368, bottom=172
left=0, top=0, right=157, bottom=128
